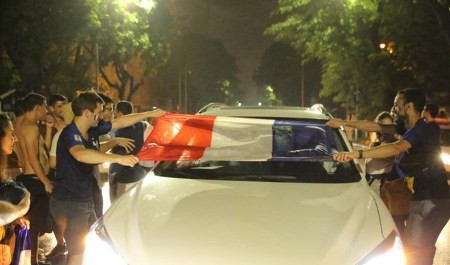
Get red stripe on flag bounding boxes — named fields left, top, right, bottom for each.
left=137, top=114, right=216, bottom=161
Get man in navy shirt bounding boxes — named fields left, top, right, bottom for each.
left=49, top=91, right=165, bottom=265
left=333, top=88, right=449, bottom=265
left=109, top=100, right=149, bottom=202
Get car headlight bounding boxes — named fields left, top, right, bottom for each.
left=441, top=152, right=450, bottom=165
left=83, top=218, right=127, bottom=265
left=357, top=231, right=405, bottom=265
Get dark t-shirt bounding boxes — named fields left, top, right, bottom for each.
left=109, top=121, right=147, bottom=175
left=395, top=119, right=449, bottom=200
left=52, top=121, right=112, bottom=201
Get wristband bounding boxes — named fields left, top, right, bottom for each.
left=358, top=149, right=364, bottom=159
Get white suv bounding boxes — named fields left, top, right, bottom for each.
left=83, top=105, right=404, bottom=265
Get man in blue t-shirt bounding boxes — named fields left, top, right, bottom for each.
left=109, top=100, right=149, bottom=202
left=333, top=88, right=449, bottom=265
left=49, top=91, right=165, bottom=265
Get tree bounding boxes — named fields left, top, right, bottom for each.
left=0, top=0, right=173, bottom=100
left=267, top=0, right=450, bottom=118
left=155, top=33, right=240, bottom=113
left=85, top=0, right=173, bottom=100
left=254, top=42, right=322, bottom=106
left=0, top=0, right=95, bottom=96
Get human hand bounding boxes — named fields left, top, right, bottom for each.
left=115, top=138, right=135, bottom=153
left=44, top=181, right=53, bottom=194
left=325, top=119, right=346, bottom=128
left=332, top=152, right=358, bottom=163
left=13, top=217, right=30, bottom=230
left=116, top=155, right=139, bottom=167
left=45, top=114, right=55, bottom=128
left=149, top=109, right=166, bottom=117
left=0, top=244, right=11, bottom=265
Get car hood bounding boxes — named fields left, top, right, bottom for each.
left=103, top=174, right=394, bottom=265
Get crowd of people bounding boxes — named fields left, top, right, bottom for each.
left=0, top=91, right=165, bottom=265
left=328, top=88, right=450, bottom=265
left=0, top=88, right=449, bottom=265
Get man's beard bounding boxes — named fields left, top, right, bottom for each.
left=395, top=116, right=407, bottom=135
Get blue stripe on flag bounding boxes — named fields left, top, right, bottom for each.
left=272, top=120, right=336, bottom=161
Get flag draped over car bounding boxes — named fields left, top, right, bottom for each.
left=136, top=113, right=336, bottom=161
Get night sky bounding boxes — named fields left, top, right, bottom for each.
left=170, top=0, right=277, bottom=101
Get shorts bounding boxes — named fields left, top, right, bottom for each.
left=15, top=174, right=46, bottom=205
left=49, top=197, right=96, bottom=255
left=15, top=174, right=52, bottom=234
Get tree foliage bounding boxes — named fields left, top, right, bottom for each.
left=0, top=0, right=173, bottom=100
left=267, top=0, right=450, bottom=118
left=254, top=42, right=322, bottom=106
left=155, top=33, right=239, bottom=113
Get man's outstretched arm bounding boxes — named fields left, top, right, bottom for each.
left=326, top=118, right=397, bottom=134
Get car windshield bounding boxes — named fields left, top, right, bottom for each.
left=153, top=119, right=361, bottom=184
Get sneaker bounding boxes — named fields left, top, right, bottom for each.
left=45, top=243, right=68, bottom=259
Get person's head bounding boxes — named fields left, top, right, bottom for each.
left=13, top=98, right=25, bottom=119
left=374, top=111, right=395, bottom=143
left=48, top=94, right=67, bottom=120
left=115, top=100, right=133, bottom=118
left=71, top=92, right=104, bottom=127
left=0, top=113, right=17, bottom=178
left=421, top=103, right=439, bottom=122
left=0, top=113, right=16, bottom=156
left=23, top=92, right=47, bottom=121
left=392, top=88, right=426, bottom=120
left=98, top=93, right=114, bottom=121
left=375, top=111, right=394, bottom=125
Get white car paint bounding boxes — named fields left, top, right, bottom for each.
left=84, top=105, right=401, bottom=265
left=103, top=174, right=395, bottom=265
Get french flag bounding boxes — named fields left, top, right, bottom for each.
left=136, top=113, right=335, bottom=161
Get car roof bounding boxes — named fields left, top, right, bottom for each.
left=199, top=105, right=331, bottom=120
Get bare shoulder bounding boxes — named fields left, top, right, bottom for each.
left=18, top=120, right=38, bottom=138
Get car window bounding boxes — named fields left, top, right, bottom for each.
left=153, top=120, right=361, bottom=184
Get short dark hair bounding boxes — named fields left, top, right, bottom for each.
left=23, top=93, right=46, bottom=112
left=116, top=101, right=133, bottom=115
left=13, top=98, right=25, bottom=117
left=397, top=88, right=425, bottom=113
left=71, top=92, right=104, bottom=116
left=97, top=93, right=114, bottom=105
left=48, top=94, right=67, bottom=107
left=424, top=103, right=439, bottom=118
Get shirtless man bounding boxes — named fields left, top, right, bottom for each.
left=15, top=92, right=53, bottom=265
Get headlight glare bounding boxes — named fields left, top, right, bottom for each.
left=441, top=152, right=450, bottom=165
left=83, top=219, right=127, bottom=265
left=357, top=231, right=405, bottom=265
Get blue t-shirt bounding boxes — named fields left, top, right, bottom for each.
left=393, top=119, right=449, bottom=200
left=52, top=121, right=112, bottom=201
left=109, top=121, right=147, bottom=176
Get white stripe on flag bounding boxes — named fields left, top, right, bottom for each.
left=202, top=116, right=274, bottom=161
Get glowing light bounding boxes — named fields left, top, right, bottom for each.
left=362, top=237, right=405, bottom=265
left=441, top=152, right=450, bottom=165
left=139, top=0, right=155, bottom=10
left=83, top=229, right=127, bottom=265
